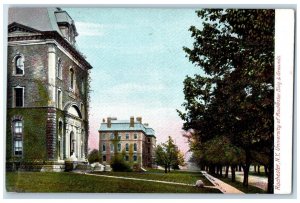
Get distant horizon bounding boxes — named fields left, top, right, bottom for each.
left=65, top=8, right=204, bottom=158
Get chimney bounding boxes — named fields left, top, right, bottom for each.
left=136, top=117, right=142, bottom=123
left=144, top=123, right=149, bottom=127
left=107, top=117, right=111, bottom=128
left=130, top=116, right=134, bottom=127
left=102, top=118, right=105, bottom=122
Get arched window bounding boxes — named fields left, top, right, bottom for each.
left=125, top=143, right=129, bottom=152
left=12, top=119, right=23, bottom=156
left=118, top=143, right=121, bottom=152
left=102, top=143, right=106, bottom=152
left=57, top=58, right=62, bottom=79
left=14, top=55, right=24, bottom=75
left=70, top=68, right=75, bottom=90
left=110, top=143, right=114, bottom=152
left=134, top=143, right=137, bottom=152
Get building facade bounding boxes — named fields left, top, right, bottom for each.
left=99, top=117, right=156, bottom=168
left=6, top=8, right=92, bottom=171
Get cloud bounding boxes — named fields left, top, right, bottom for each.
left=75, top=22, right=127, bottom=37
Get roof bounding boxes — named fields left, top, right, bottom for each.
left=99, top=120, right=155, bottom=137
left=8, top=8, right=64, bottom=36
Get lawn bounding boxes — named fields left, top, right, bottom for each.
left=92, top=169, right=214, bottom=186
left=6, top=172, right=220, bottom=193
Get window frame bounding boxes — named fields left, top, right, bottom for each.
left=12, top=119, right=23, bottom=157
left=13, top=54, right=25, bottom=76
left=13, top=86, right=24, bottom=107
left=57, top=88, right=62, bottom=109
left=57, top=58, right=63, bottom=80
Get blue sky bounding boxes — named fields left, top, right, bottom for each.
left=65, top=8, right=204, bottom=154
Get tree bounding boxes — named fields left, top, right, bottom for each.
left=87, top=149, right=100, bottom=164
left=155, top=136, right=180, bottom=173
left=178, top=9, right=274, bottom=193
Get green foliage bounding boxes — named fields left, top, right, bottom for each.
left=110, top=154, right=132, bottom=172
left=7, top=108, right=48, bottom=162
left=179, top=9, right=274, bottom=192
left=34, top=79, right=50, bottom=106
left=87, top=149, right=101, bottom=164
left=155, top=136, right=184, bottom=172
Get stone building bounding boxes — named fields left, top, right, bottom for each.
left=99, top=117, right=156, bottom=168
left=6, top=8, right=92, bottom=171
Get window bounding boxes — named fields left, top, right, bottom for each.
left=103, top=155, right=106, bottom=162
left=81, top=78, right=85, bottom=94
left=117, top=143, right=121, bottom=152
left=14, top=87, right=24, bottom=107
left=14, top=55, right=24, bottom=75
left=57, top=58, right=62, bottom=79
left=134, top=143, right=137, bottom=152
left=133, top=155, right=137, bottom=162
left=110, top=144, right=114, bottom=152
left=101, top=133, right=106, bottom=140
left=70, top=68, right=75, bottom=90
left=102, top=143, right=106, bottom=152
left=57, top=89, right=62, bottom=109
left=125, top=155, right=129, bottom=161
left=125, top=143, right=129, bottom=152
left=110, top=133, right=114, bottom=140
left=14, top=120, right=22, bottom=134
left=134, top=133, right=137, bottom=139
left=13, top=120, right=23, bottom=156
left=126, top=134, right=129, bottom=140
left=148, top=147, right=150, bottom=153
left=147, top=138, right=151, bottom=143
left=118, top=135, right=121, bottom=140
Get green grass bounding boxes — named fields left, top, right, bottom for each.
left=6, top=172, right=220, bottom=193
left=92, top=169, right=214, bottom=186
left=249, top=171, right=267, bottom=177
left=213, top=174, right=266, bottom=194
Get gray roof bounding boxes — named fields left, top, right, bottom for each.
left=9, top=8, right=63, bottom=36
left=8, top=7, right=79, bottom=39
left=99, top=120, right=155, bottom=137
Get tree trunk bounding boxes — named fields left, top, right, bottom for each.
left=254, top=165, right=257, bottom=172
left=239, top=165, right=242, bottom=172
left=264, top=165, right=268, bottom=175
left=225, top=165, right=229, bottom=178
left=231, top=165, right=236, bottom=182
left=220, top=165, right=223, bottom=176
left=168, top=165, right=171, bottom=172
left=164, top=166, right=167, bottom=173
left=258, top=165, right=261, bottom=174
left=243, top=149, right=251, bottom=187
left=267, top=147, right=274, bottom=193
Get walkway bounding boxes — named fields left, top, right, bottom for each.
left=73, top=171, right=217, bottom=190
left=201, top=171, right=244, bottom=194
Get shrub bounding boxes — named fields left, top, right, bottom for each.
left=87, top=149, right=100, bottom=164
left=110, top=155, right=132, bottom=172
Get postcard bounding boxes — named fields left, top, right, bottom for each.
left=4, top=7, right=294, bottom=195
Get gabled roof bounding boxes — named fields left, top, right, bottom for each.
left=99, top=120, right=156, bottom=137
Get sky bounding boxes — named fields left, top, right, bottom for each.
left=65, top=8, right=204, bottom=157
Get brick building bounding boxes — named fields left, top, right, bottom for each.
left=99, top=117, right=156, bottom=168
left=6, top=8, right=92, bottom=171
